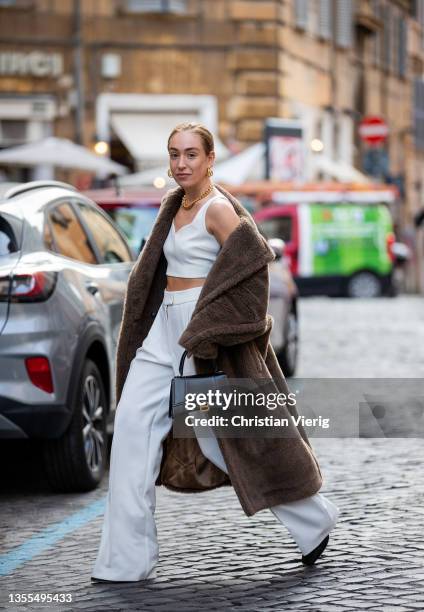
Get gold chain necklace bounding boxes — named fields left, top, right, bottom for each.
left=181, top=183, right=214, bottom=210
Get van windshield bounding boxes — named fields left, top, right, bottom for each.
left=103, top=206, right=159, bottom=253
left=257, top=216, right=292, bottom=243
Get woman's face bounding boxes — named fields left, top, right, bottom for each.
left=168, top=131, right=214, bottom=190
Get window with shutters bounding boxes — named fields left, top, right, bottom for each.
left=0, top=120, right=27, bottom=146
left=382, top=5, right=392, bottom=71
left=414, top=79, right=424, bottom=151
left=318, top=0, right=332, bottom=40
left=294, top=0, right=308, bottom=30
left=397, top=16, right=407, bottom=78
left=372, top=0, right=381, bottom=67
left=392, top=11, right=399, bottom=74
left=0, top=0, right=33, bottom=7
left=308, top=0, right=320, bottom=37
left=336, top=0, right=353, bottom=48
left=116, top=0, right=188, bottom=14
left=419, top=0, right=424, bottom=49
left=416, top=0, right=424, bottom=23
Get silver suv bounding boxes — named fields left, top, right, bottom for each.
left=0, top=181, right=134, bottom=492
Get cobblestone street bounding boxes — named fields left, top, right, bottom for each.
left=1, top=296, right=423, bottom=611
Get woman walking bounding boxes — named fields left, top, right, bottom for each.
left=91, top=122, right=339, bottom=583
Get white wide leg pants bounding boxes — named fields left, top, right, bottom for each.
left=92, top=286, right=340, bottom=581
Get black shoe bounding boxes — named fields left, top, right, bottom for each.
left=301, top=535, right=329, bottom=566
left=91, top=577, right=134, bottom=584
left=91, top=574, right=156, bottom=584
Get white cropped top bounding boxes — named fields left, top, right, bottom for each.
left=163, top=194, right=223, bottom=278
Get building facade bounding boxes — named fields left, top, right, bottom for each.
left=1, top=0, right=424, bottom=287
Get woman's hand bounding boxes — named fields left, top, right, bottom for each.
left=206, top=199, right=241, bottom=246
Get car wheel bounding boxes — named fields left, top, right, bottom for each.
left=277, top=309, right=298, bottom=378
left=43, top=359, right=108, bottom=492
left=346, top=272, right=382, bottom=298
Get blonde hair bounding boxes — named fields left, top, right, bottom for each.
left=167, top=122, right=214, bottom=156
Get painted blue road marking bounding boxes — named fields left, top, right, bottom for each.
left=0, top=496, right=106, bottom=576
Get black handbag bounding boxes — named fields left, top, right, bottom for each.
left=168, top=350, right=228, bottom=419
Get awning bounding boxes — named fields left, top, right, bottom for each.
left=213, top=143, right=265, bottom=185
left=118, top=165, right=172, bottom=187
left=312, top=154, right=369, bottom=184
left=110, top=112, right=229, bottom=164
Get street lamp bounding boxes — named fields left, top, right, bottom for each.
left=94, top=141, right=109, bottom=155
left=311, top=139, right=324, bottom=153
left=153, top=176, right=166, bottom=189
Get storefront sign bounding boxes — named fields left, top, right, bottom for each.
left=0, top=52, right=63, bottom=78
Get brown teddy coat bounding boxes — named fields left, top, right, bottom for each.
left=115, top=183, right=323, bottom=516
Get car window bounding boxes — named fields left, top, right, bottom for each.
left=0, top=213, right=21, bottom=256
left=257, top=216, right=293, bottom=243
left=76, top=202, right=132, bottom=263
left=103, top=206, right=158, bottom=254
left=46, top=202, right=97, bottom=264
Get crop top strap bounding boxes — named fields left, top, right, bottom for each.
left=201, top=194, right=224, bottom=211
left=197, top=194, right=228, bottom=221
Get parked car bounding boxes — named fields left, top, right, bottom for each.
left=0, top=181, right=134, bottom=492
left=89, top=188, right=299, bottom=376
left=258, top=237, right=298, bottom=377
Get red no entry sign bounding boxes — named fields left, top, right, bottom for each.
left=359, top=116, right=389, bottom=145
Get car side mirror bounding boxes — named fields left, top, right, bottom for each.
left=391, top=241, right=411, bottom=265
left=267, top=238, right=285, bottom=261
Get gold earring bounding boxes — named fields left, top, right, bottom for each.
left=207, top=167, right=213, bottom=177
left=167, top=168, right=173, bottom=178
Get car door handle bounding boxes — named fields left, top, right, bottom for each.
left=85, top=281, right=99, bottom=296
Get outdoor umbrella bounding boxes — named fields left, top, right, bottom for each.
left=0, top=137, right=127, bottom=175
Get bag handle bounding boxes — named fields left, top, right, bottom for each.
left=179, top=349, right=218, bottom=376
